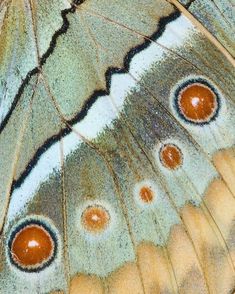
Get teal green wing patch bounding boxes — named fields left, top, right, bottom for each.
left=0, top=0, right=70, bottom=125
left=178, top=0, right=235, bottom=56
left=0, top=1, right=235, bottom=293
left=41, top=0, right=174, bottom=120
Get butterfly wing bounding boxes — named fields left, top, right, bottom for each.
left=0, top=0, right=235, bottom=293
left=0, top=0, right=71, bottom=230
left=177, top=0, right=235, bottom=56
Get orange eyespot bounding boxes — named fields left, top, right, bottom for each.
left=9, top=222, right=56, bottom=271
left=160, top=144, right=183, bottom=170
left=82, top=206, right=110, bottom=234
left=139, top=186, right=154, bottom=203
left=176, top=82, right=218, bottom=123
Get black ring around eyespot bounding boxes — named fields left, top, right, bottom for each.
left=8, top=219, right=58, bottom=273
left=173, top=78, right=221, bottom=125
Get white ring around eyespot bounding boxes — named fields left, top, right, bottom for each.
left=5, top=215, right=61, bottom=278
left=76, top=200, right=116, bottom=241
left=170, top=75, right=225, bottom=127
left=133, top=180, right=159, bottom=209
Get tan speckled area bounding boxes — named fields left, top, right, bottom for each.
left=68, top=148, right=235, bottom=293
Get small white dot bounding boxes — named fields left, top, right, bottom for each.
left=191, top=96, right=200, bottom=107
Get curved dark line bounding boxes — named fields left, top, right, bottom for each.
left=11, top=10, right=180, bottom=191
left=0, top=67, right=39, bottom=134
left=0, top=2, right=78, bottom=134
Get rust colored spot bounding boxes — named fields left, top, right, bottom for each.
left=160, top=144, right=182, bottom=170
left=139, top=186, right=154, bottom=203
left=82, top=206, right=110, bottom=234
left=11, top=224, right=54, bottom=269
left=178, top=83, right=217, bottom=123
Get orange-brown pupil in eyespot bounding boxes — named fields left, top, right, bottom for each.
left=11, top=224, right=54, bottom=268
left=160, top=144, right=182, bottom=170
left=82, top=206, right=110, bottom=233
left=178, top=83, right=217, bottom=122
left=139, top=186, right=154, bottom=203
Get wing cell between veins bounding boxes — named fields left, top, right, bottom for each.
left=2, top=0, right=176, bottom=188
left=1, top=1, right=235, bottom=293
left=0, top=0, right=71, bottom=129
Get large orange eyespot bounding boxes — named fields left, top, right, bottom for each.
left=175, top=80, right=219, bottom=124
left=9, top=221, right=56, bottom=272
left=159, top=144, right=183, bottom=170
left=81, top=205, right=110, bottom=234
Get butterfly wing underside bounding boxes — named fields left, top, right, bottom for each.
left=0, top=0, right=235, bottom=293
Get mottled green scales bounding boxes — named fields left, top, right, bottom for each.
left=0, top=0, right=235, bottom=293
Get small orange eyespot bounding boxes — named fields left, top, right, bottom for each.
left=139, top=186, right=154, bottom=203
left=82, top=206, right=110, bottom=234
left=10, top=222, right=55, bottom=271
left=177, top=82, right=218, bottom=123
left=160, top=144, right=183, bottom=170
